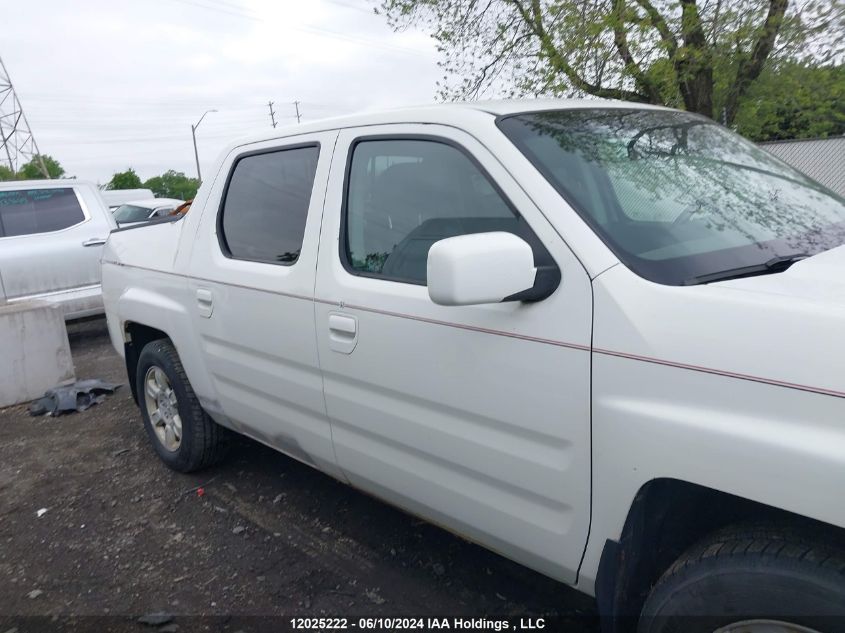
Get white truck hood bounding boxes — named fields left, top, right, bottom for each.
left=594, top=246, right=845, bottom=404
left=714, top=244, right=845, bottom=305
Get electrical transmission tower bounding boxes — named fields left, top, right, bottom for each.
left=0, top=56, right=49, bottom=178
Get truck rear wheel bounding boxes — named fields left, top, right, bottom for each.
left=136, top=339, right=229, bottom=472
left=639, top=523, right=845, bottom=633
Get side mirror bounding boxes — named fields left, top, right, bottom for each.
left=427, top=232, right=537, bottom=306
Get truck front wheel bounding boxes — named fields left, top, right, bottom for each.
left=136, top=339, right=229, bottom=472
left=639, top=523, right=845, bottom=633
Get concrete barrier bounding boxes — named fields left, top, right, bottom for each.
left=0, top=300, right=75, bottom=408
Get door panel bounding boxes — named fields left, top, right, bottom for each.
left=0, top=186, right=105, bottom=300
left=315, top=125, right=592, bottom=582
left=187, top=131, right=343, bottom=480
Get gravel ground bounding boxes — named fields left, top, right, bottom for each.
left=0, top=318, right=598, bottom=632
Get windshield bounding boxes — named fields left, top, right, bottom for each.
left=498, top=109, right=845, bottom=285
left=113, top=204, right=153, bottom=223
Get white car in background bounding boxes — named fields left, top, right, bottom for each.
left=0, top=179, right=116, bottom=319
left=112, top=198, right=184, bottom=227
left=100, top=188, right=154, bottom=212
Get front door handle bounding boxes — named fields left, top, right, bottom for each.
left=82, top=237, right=107, bottom=247
left=196, top=288, right=214, bottom=318
left=328, top=312, right=358, bottom=354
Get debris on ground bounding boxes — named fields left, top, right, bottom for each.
left=178, top=475, right=218, bottom=498
left=26, top=589, right=43, bottom=599
left=35, top=508, right=48, bottom=518
left=137, top=613, right=174, bottom=626
left=29, top=379, right=122, bottom=417
left=365, top=588, right=386, bottom=605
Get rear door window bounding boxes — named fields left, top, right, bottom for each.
left=0, top=188, right=86, bottom=237
left=219, top=144, right=320, bottom=265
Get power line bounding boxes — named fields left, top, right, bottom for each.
left=46, top=130, right=266, bottom=145
left=323, top=0, right=375, bottom=15
left=200, top=0, right=249, bottom=12
left=26, top=99, right=269, bottom=113
left=167, top=0, right=431, bottom=58
left=0, top=56, right=49, bottom=177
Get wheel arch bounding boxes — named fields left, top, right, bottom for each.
left=594, top=477, right=845, bottom=632
left=123, top=321, right=170, bottom=404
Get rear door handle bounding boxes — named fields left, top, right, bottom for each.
left=196, top=288, right=214, bottom=318
left=82, top=237, right=107, bottom=247
left=328, top=312, right=357, bottom=354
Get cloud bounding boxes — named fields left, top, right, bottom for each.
left=2, top=0, right=441, bottom=184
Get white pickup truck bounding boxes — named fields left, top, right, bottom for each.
left=0, top=179, right=116, bottom=318
left=102, top=100, right=845, bottom=632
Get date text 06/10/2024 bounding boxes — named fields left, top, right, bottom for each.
left=289, top=617, right=547, bottom=630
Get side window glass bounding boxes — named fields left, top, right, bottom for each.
left=344, top=139, right=521, bottom=284
left=0, top=188, right=86, bottom=237
left=220, top=144, right=319, bottom=265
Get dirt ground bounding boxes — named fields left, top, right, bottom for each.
left=0, top=318, right=598, bottom=632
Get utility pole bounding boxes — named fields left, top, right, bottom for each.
left=191, top=109, right=217, bottom=183
left=293, top=101, right=301, bottom=124
left=0, top=56, right=49, bottom=178
left=268, top=101, right=277, bottom=128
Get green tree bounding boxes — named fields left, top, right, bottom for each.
left=734, top=62, right=845, bottom=141
left=378, top=0, right=844, bottom=125
left=18, top=154, right=65, bottom=179
left=143, top=170, right=199, bottom=200
left=106, top=168, right=143, bottom=190
left=0, top=165, right=16, bottom=181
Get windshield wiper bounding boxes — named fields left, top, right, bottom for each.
left=684, top=253, right=809, bottom=286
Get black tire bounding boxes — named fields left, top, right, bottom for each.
left=639, top=523, right=845, bottom=633
left=136, top=338, right=229, bottom=472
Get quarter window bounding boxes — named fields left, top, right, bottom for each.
left=0, top=188, right=85, bottom=237
left=344, top=138, right=528, bottom=284
left=220, top=145, right=319, bottom=265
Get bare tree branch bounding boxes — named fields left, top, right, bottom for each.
left=673, top=0, right=715, bottom=115
left=724, top=0, right=790, bottom=121
left=633, top=0, right=679, bottom=56
left=612, top=0, right=662, bottom=102
left=680, top=0, right=710, bottom=48
left=509, top=0, right=650, bottom=101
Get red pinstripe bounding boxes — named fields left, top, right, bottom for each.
left=104, top=260, right=845, bottom=400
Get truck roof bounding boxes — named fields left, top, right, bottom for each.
left=219, top=98, right=671, bottom=156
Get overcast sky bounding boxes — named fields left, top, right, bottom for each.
left=0, top=0, right=441, bottom=184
